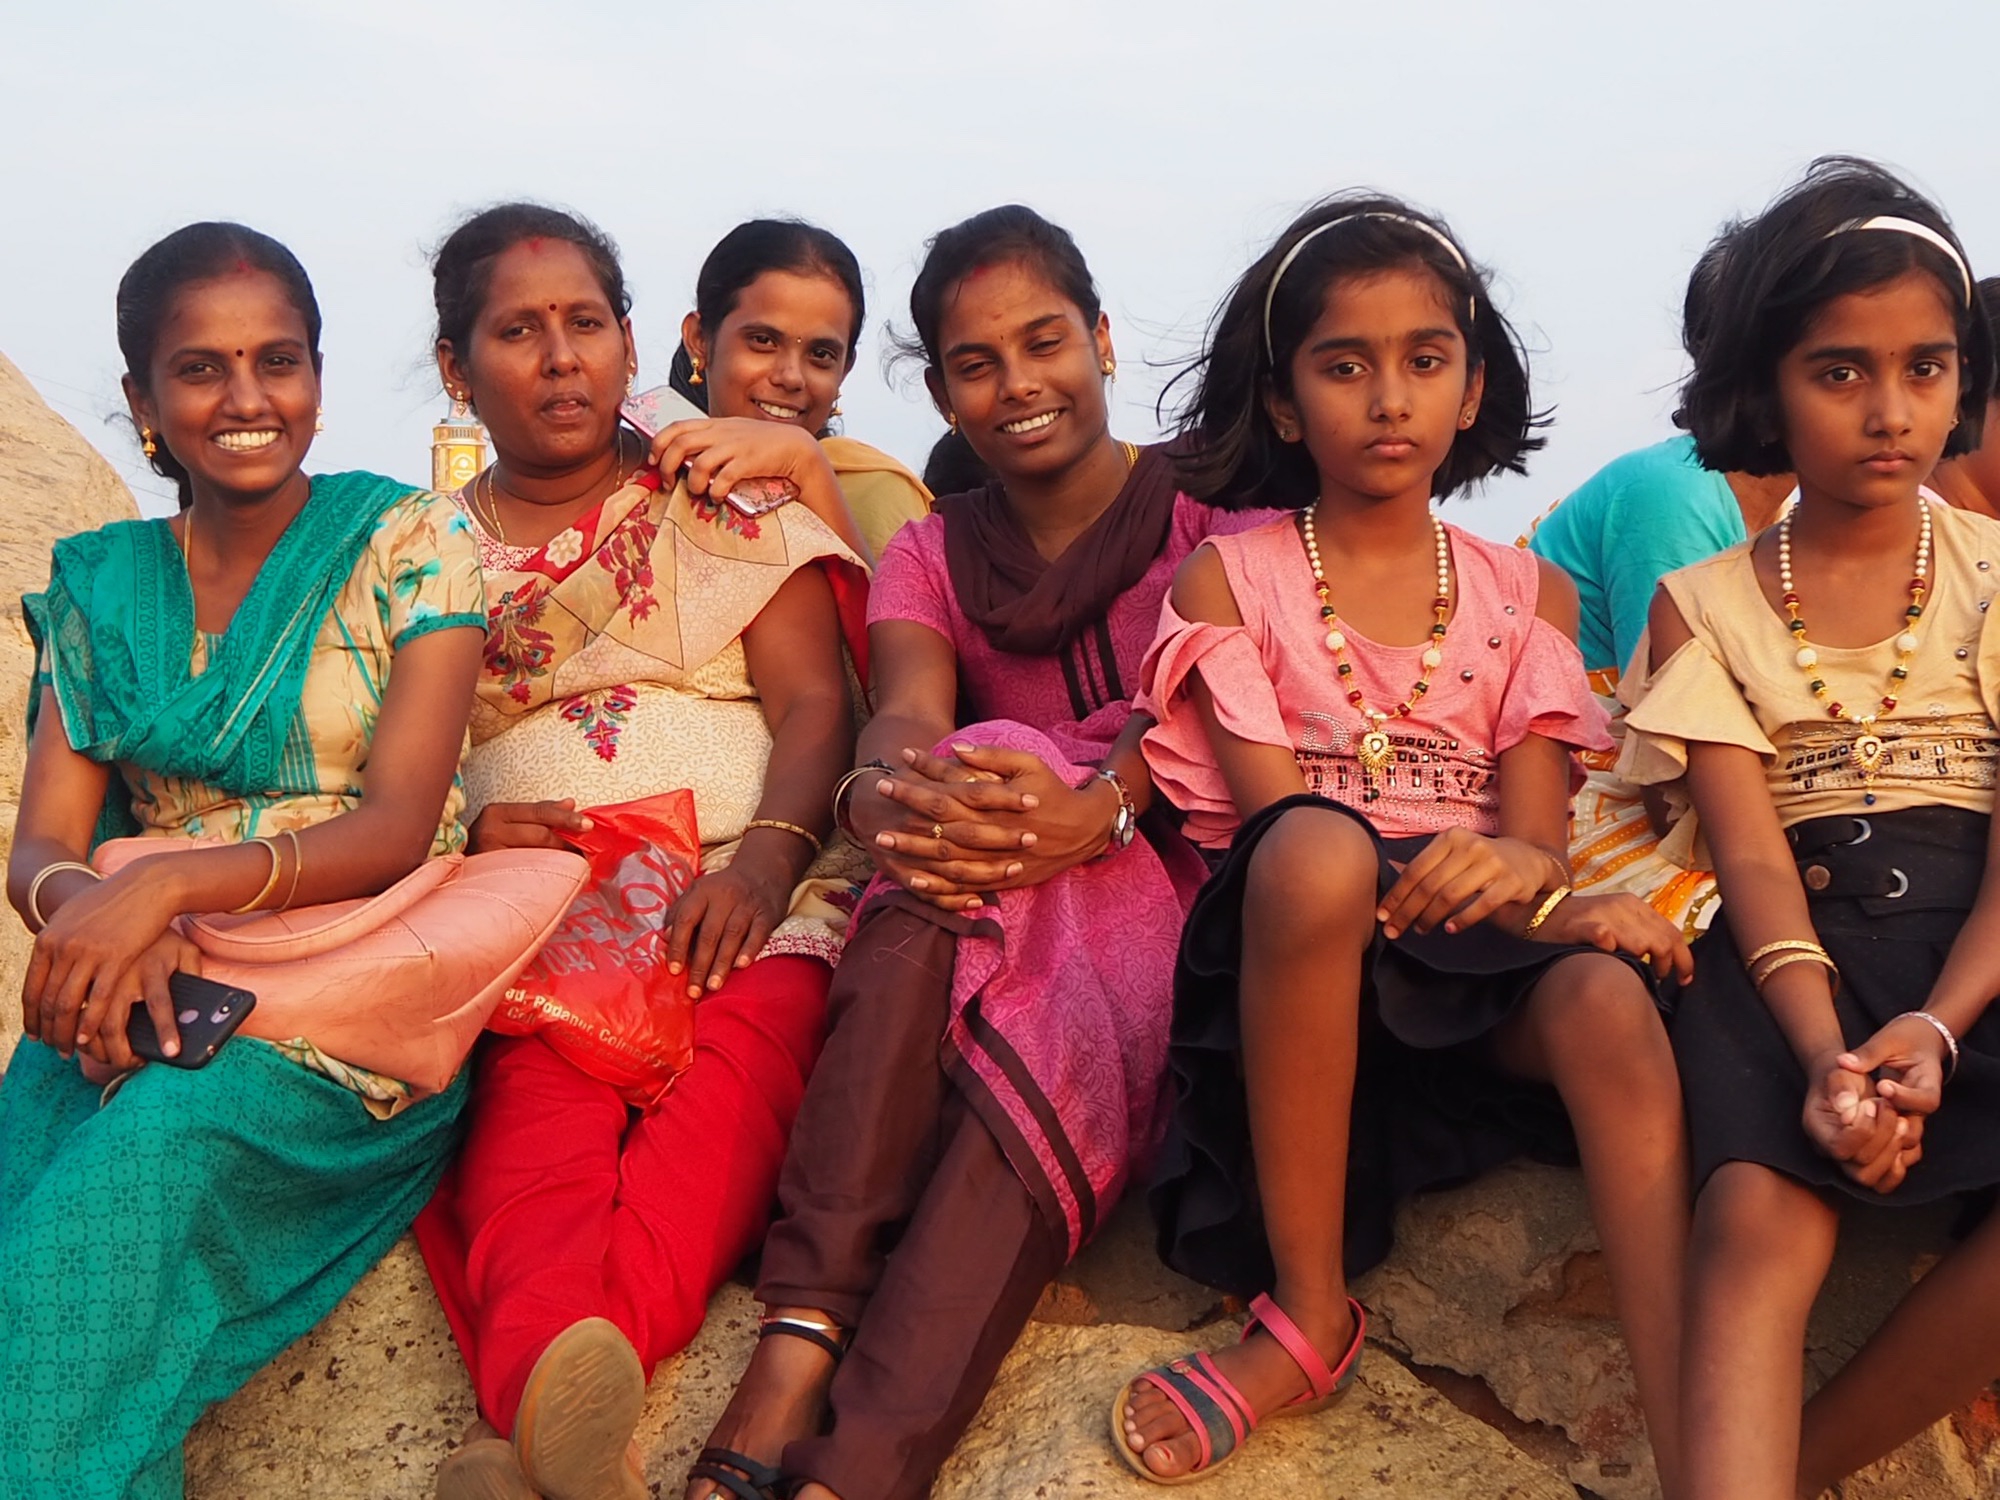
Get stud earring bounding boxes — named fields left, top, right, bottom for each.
left=1277, top=425, right=1297, bottom=441
left=688, top=357, right=704, bottom=387
left=315, top=407, right=325, bottom=434
left=947, top=412, right=958, bottom=432
left=829, top=398, right=844, bottom=419
left=1102, top=358, right=1117, bottom=378
left=140, top=426, right=157, bottom=459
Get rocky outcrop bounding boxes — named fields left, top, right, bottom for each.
left=1, top=360, right=1995, bottom=1497
left=0, top=353, right=140, bottom=1070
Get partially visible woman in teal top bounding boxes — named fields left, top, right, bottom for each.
left=1, top=223, right=487, bottom=1499
left=1529, top=433, right=1791, bottom=674
left=1525, top=434, right=1791, bottom=939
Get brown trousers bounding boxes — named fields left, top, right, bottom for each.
left=758, top=904, right=1064, bottom=1500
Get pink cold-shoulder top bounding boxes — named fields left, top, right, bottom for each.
left=1138, top=515, right=1609, bottom=847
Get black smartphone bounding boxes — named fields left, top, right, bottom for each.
left=126, top=972, right=258, bottom=1068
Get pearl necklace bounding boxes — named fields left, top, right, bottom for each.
left=1777, top=497, right=1930, bottom=804
left=1301, top=507, right=1452, bottom=799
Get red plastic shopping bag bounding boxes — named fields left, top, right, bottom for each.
left=491, top=791, right=702, bottom=1108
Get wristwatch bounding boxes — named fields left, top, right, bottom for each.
left=1090, top=768, right=1137, bottom=860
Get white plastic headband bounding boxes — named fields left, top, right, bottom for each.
left=1262, top=212, right=1473, bottom=361
left=1827, top=215, right=1973, bottom=304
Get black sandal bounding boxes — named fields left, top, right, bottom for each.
left=688, top=1447, right=788, bottom=1500
left=686, top=1316, right=847, bottom=1500
left=757, top=1313, right=847, bottom=1363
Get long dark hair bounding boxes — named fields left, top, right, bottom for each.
left=1168, top=192, right=1545, bottom=510
left=1679, top=157, right=1995, bottom=475
left=117, top=222, right=322, bottom=507
left=668, top=218, right=866, bottom=408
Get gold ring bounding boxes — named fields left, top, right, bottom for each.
left=932, top=823, right=945, bottom=841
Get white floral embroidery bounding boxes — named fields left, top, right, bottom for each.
left=544, top=528, right=585, bottom=567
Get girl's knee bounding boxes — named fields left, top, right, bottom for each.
left=1244, top=807, right=1378, bottom=933
left=1695, top=1163, right=1837, bottom=1267
left=1529, top=955, right=1671, bottom=1064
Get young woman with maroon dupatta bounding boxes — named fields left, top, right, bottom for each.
left=684, top=208, right=1274, bottom=1500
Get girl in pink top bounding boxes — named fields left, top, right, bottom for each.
left=1113, top=196, right=1696, bottom=1493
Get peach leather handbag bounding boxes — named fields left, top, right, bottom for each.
left=93, top=839, right=588, bottom=1094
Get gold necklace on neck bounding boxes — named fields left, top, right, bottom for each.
left=475, top=430, right=643, bottom=548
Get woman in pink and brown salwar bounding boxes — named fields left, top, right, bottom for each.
left=684, top=208, right=1273, bottom=1500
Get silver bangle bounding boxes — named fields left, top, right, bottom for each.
left=26, top=861, right=101, bottom=930
left=1897, top=1010, right=1960, bottom=1084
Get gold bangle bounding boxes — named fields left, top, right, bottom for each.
left=277, top=828, right=305, bottom=911
left=1743, top=938, right=1829, bottom=969
left=230, top=837, right=285, bottom=914
left=25, top=861, right=101, bottom=929
left=1522, top=884, right=1573, bottom=936
left=745, top=819, right=824, bottom=857
left=1750, top=949, right=1839, bottom=995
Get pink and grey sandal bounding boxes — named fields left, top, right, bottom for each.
left=1111, top=1293, right=1366, bottom=1486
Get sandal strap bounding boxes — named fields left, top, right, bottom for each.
left=1140, top=1352, right=1257, bottom=1472
left=1243, top=1293, right=1367, bottom=1406
left=757, top=1316, right=846, bottom=1364
left=689, top=1447, right=784, bottom=1500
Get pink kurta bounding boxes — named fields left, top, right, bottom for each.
left=1139, top=516, right=1610, bottom=847
left=867, top=495, right=1273, bottom=1254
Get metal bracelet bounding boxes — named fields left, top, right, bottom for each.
left=1897, top=1009, right=1961, bottom=1084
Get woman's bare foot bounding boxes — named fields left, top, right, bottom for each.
left=684, top=1308, right=845, bottom=1500
left=1119, top=1300, right=1356, bottom=1481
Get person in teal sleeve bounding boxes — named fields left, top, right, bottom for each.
left=1530, top=433, right=1792, bottom=673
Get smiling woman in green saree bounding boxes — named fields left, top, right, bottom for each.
left=0, top=222, right=512, bottom=1500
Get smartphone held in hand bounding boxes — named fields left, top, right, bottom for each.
left=619, top=385, right=800, bottom=519
left=126, top=971, right=258, bottom=1068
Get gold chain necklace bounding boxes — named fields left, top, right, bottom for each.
left=1300, top=506, right=1452, bottom=801
left=1777, top=497, right=1931, bottom=805
left=475, top=431, right=644, bottom=548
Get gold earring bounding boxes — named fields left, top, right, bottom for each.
left=829, top=399, right=844, bottom=419
left=315, top=407, right=325, bottom=434
left=140, top=426, right=157, bottom=459
left=688, top=357, right=704, bottom=387
left=947, top=413, right=958, bottom=432
left=1102, top=358, right=1117, bottom=377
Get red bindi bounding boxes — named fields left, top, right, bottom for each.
left=235, top=349, right=245, bottom=357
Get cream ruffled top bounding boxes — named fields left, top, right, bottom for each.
left=1618, top=501, right=2000, bottom=866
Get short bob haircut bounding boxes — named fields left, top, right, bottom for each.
left=1168, top=191, right=1546, bottom=511
left=1679, top=156, right=1996, bottom=476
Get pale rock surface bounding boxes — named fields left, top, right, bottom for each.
left=1, top=362, right=1995, bottom=1497
left=0, top=353, right=140, bottom=1070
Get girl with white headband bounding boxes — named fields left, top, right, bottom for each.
left=1620, top=156, right=2000, bottom=1499
left=1115, top=193, right=1694, bottom=1489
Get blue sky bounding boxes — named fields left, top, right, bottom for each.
left=5, top=0, right=1995, bottom=534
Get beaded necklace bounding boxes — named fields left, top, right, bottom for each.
left=1300, top=506, right=1452, bottom=799
left=1777, top=496, right=1930, bottom=805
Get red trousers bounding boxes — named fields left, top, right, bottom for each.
left=414, top=955, right=831, bottom=1432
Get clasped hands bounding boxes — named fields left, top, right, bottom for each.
left=1801, top=1012, right=1951, bottom=1194
left=849, top=745, right=1121, bottom=912
left=1376, top=827, right=1694, bottom=987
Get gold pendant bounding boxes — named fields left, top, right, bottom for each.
left=1358, top=729, right=1395, bottom=776
left=1850, top=733, right=1887, bottom=777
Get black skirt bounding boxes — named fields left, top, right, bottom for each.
left=1148, top=794, right=1655, bottom=1298
left=1674, top=805, right=2000, bottom=1205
